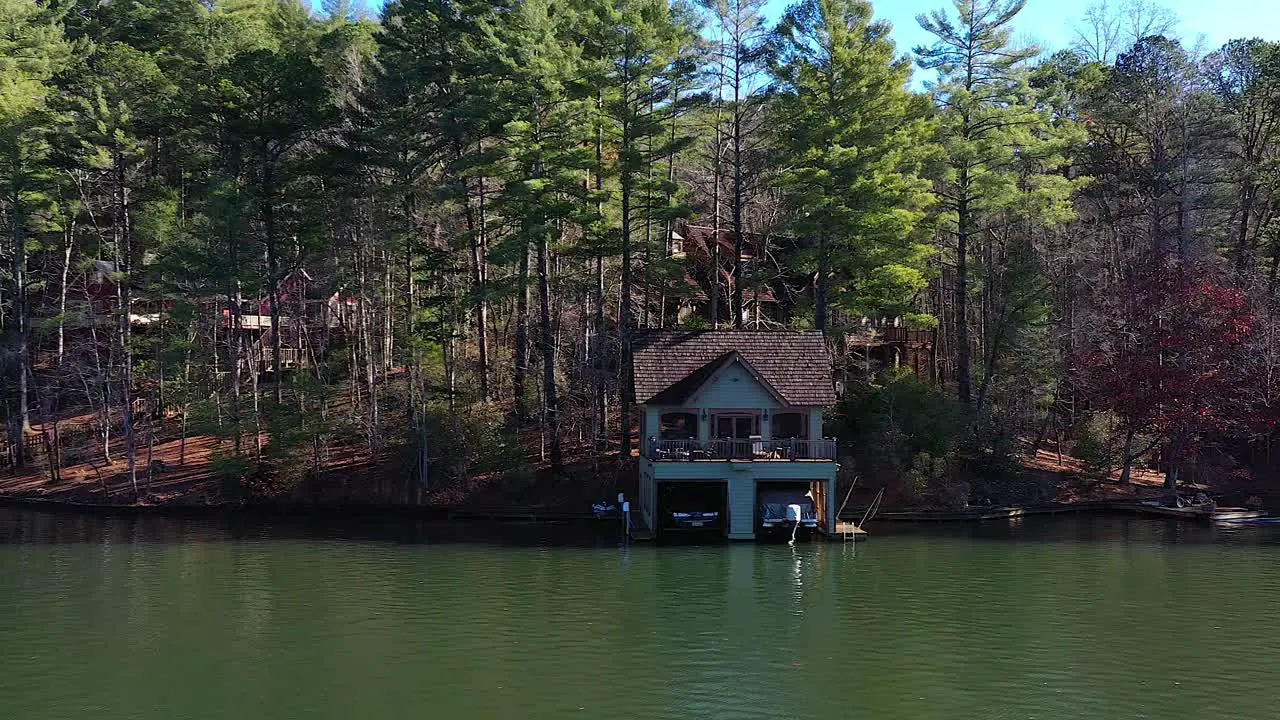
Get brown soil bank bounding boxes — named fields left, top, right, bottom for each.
left=0, top=421, right=635, bottom=514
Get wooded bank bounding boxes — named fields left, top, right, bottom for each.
left=5, top=0, right=1280, bottom=507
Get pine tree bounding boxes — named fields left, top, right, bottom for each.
left=213, top=43, right=331, bottom=405
left=1204, top=39, right=1280, bottom=277
left=704, top=0, right=769, bottom=328
left=917, top=0, right=1080, bottom=410
left=0, top=0, right=72, bottom=458
left=491, top=0, right=595, bottom=472
left=770, top=0, right=936, bottom=334
left=589, top=0, right=698, bottom=455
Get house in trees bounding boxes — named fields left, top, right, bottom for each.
left=72, top=263, right=355, bottom=376
left=835, top=314, right=935, bottom=383
left=82, top=260, right=167, bottom=328
left=633, top=330, right=839, bottom=541
left=665, top=224, right=783, bottom=327
left=221, top=268, right=357, bottom=374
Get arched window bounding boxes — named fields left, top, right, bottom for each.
left=660, top=412, right=698, bottom=440
left=773, top=412, right=807, bottom=440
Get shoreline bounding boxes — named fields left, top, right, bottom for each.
left=0, top=494, right=616, bottom=527
left=870, top=501, right=1268, bottom=525
left=1, top=493, right=1266, bottom=528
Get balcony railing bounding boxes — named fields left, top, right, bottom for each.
left=645, top=438, right=837, bottom=461
left=844, top=327, right=934, bottom=344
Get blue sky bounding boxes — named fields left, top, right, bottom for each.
left=802, top=0, right=1280, bottom=62
left=349, top=0, right=1280, bottom=60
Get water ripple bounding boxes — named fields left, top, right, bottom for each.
left=1, top=511, right=1279, bottom=719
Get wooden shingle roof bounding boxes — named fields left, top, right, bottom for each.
left=632, top=330, right=836, bottom=407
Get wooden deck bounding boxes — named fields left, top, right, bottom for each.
left=627, top=513, right=655, bottom=541
left=832, top=522, right=868, bottom=541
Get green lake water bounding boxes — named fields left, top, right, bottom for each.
left=2, top=509, right=1278, bottom=719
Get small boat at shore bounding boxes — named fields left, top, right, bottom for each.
left=1213, top=515, right=1280, bottom=525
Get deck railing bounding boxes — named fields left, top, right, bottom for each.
left=844, top=326, right=934, bottom=344
left=645, top=437, right=837, bottom=461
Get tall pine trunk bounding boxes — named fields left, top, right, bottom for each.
left=262, top=158, right=283, bottom=405
left=593, top=93, right=607, bottom=457
left=8, top=181, right=31, bottom=453
left=472, top=170, right=491, bottom=400
left=731, top=69, right=745, bottom=330
left=113, top=146, right=138, bottom=498
left=815, top=234, right=829, bottom=334
left=620, top=132, right=635, bottom=457
left=58, top=222, right=73, bottom=365
left=514, top=240, right=530, bottom=421
left=538, top=229, right=562, bottom=471
left=955, top=185, right=974, bottom=409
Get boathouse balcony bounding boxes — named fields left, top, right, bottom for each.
left=644, top=437, right=837, bottom=461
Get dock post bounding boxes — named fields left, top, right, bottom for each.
left=622, top=501, right=631, bottom=539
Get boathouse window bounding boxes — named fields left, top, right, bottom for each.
left=660, top=412, right=698, bottom=440
left=773, top=412, right=807, bottom=440
left=714, top=414, right=758, bottom=439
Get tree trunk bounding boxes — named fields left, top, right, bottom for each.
left=815, top=235, right=829, bottom=334
left=538, top=229, right=562, bottom=471
left=472, top=171, right=491, bottom=400
left=731, top=92, right=744, bottom=330
left=1119, top=423, right=1135, bottom=485
left=660, top=83, right=679, bottom=329
left=593, top=92, right=608, bottom=458
left=226, top=284, right=243, bottom=455
left=262, top=159, right=283, bottom=405
left=1236, top=180, right=1256, bottom=276
left=357, top=242, right=379, bottom=444
left=619, top=114, right=635, bottom=457
left=249, top=337, right=263, bottom=462
left=955, top=190, right=974, bottom=409
left=382, top=248, right=394, bottom=371
left=58, top=222, right=74, bottom=366
left=8, top=180, right=31, bottom=446
left=514, top=240, right=531, bottom=421
left=710, top=113, right=723, bottom=329
left=113, top=147, right=138, bottom=499
left=642, top=99, right=655, bottom=331
left=594, top=253, right=606, bottom=452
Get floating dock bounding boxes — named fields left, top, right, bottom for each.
left=833, top=521, right=868, bottom=541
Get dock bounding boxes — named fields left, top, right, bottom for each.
left=627, top=512, right=655, bottom=541
left=833, top=521, right=868, bottom=541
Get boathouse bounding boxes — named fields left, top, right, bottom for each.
left=633, top=330, right=839, bottom=540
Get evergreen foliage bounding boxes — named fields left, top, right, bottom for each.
left=4, top=0, right=1280, bottom=503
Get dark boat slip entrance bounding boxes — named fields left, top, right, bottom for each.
left=657, top=480, right=728, bottom=535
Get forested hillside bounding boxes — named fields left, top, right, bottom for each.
left=3, top=0, right=1279, bottom=506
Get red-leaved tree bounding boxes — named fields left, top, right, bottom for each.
left=1075, top=259, right=1256, bottom=487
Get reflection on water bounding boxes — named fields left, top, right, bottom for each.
left=1, top=508, right=1279, bottom=720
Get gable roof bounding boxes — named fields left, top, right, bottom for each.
left=632, top=330, right=836, bottom=407
left=648, top=351, right=787, bottom=406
